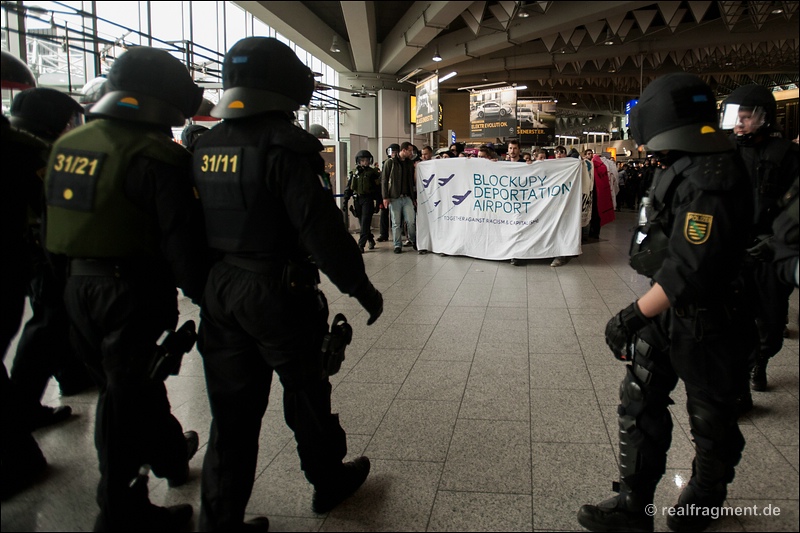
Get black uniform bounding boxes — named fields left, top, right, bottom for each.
left=9, top=92, right=95, bottom=418
left=737, top=136, right=798, bottom=378
left=1, top=116, right=48, bottom=499
left=193, top=113, right=377, bottom=530
left=346, top=164, right=381, bottom=251
left=772, top=176, right=799, bottom=289
left=579, top=152, right=757, bottom=532
left=45, top=118, right=208, bottom=529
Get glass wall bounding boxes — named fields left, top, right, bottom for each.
left=2, top=1, right=340, bottom=137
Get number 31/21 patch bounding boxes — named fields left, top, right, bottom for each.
left=684, top=212, right=713, bottom=244
left=47, top=148, right=106, bottom=212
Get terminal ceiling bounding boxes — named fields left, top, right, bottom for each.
left=238, top=1, right=799, bottom=116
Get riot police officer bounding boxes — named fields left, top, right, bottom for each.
left=772, top=177, right=799, bottom=289
left=44, top=47, right=208, bottom=530
left=720, top=85, right=799, bottom=393
left=577, top=73, right=757, bottom=532
left=346, top=150, right=381, bottom=252
left=192, top=37, right=383, bottom=531
left=1, top=114, right=49, bottom=500
left=9, top=88, right=95, bottom=431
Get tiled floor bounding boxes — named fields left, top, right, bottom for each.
left=2, top=211, right=798, bottom=532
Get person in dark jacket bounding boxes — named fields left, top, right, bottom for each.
left=381, top=141, right=417, bottom=253
left=193, top=37, right=383, bottom=531
left=44, top=47, right=208, bottom=531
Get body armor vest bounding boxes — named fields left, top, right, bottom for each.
left=192, top=117, right=325, bottom=256
left=629, top=157, right=691, bottom=277
left=45, top=119, right=187, bottom=257
left=349, top=167, right=379, bottom=196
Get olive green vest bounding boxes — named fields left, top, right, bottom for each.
left=45, top=119, right=189, bottom=258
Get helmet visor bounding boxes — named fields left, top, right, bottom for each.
left=65, top=110, right=85, bottom=132
left=720, top=103, right=768, bottom=133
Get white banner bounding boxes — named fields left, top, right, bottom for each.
left=416, top=158, right=584, bottom=260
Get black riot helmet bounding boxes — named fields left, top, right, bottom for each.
left=1, top=50, right=36, bottom=90
left=89, top=47, right=203, bottom=127
left=309, top=124, right=330, bottom=139
left=10, top=88, right=84, bottom=142
left=720, top=84, right=777, bottom=146
left=630, top=73, right=731, bottom=154
left=213, top=37, right=315, bottom=119
left=386, top=143, right=401, bottom=157
left=355, top=149, right=374, bottom=166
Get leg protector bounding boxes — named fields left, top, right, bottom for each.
left=667, top=395, right=745, bottom=532
left=685, top=395, right=743, bottom=493
left=617, top=337, right=675, bottom=494
left=577, top=332, right=677, bottom=533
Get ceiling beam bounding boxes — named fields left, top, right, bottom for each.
left=436, top=18, right=799, bottom=80
left=401, top=1, right=652, bottom=73
left=236, top=1, right=354, bottom=71
left=378, top=1, right=472, bottom=74
left=341, top=1, right=378, bottom=73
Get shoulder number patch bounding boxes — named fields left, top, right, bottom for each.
left=684, top=212, right=713, bottom=245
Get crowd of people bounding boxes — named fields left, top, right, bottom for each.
left=2, top=36, right=797, bottom=533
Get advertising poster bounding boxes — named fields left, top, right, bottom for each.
left=517, top=99, right=556, bottom=145
left=415, top=75, right=439, bottom=134
left=416, top=158, right=584, bottom=260
left=470, top=87, right=517, bottom=139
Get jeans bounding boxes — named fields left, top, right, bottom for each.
left=389, top=196, right=416, bottom=249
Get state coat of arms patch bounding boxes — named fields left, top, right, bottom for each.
left=684, top=212, right=713, bottom=244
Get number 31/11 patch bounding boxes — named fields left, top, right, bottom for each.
left=684, top=212, right=713, bottom=245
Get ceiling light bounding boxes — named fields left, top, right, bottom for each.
left=398, top=68, right=423, bottom=84
left=432, top=46, right=442, bottom=62
left=571, top=102, right=577, bottom=105
left=457, top=82, right=507, bottom=91
left=518, top=11, right=529, bottom=18
left=482, top=74, right=489, bottom=82
left=439, top=71, right=457, bottom=82
left=772, top=8, right=783, bottom=14
left=330, top=35, right=342, bottom=53
left=514, top=85, right=528, bottom=91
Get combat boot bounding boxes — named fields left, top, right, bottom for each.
left=750, top=357, right=768, bottom=391
left=666, top=481, right=726, bottom=532
left=667, top=446, right=734, bottom=532
left=312, top=456, right=370, bottom=513
left=577, top=484, right=654, bottom=532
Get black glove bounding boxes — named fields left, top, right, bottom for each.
left=353, top=282, right=383, bottom=325
left=746, top=235, right=774, bottom=262
left=344, top=188, right=353, bottom=200
left=605, top=301, right=649, bottom=361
